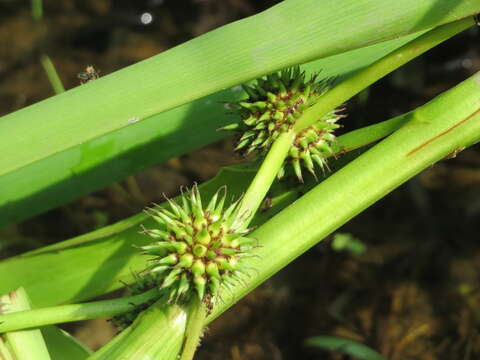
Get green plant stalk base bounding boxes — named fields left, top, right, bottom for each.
left=0, top=288, right=51, bottom=360
left=179, top=299, right=207, bottom=360
left=86, top=299, right=187, bottom=360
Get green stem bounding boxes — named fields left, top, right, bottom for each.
left=335, top=113, right=408, bottom=152
left=31, top=0, right=43, bottom=21
left=179, top=299, right=208, bottom=360
left=87, top=299, right=187, bottom=360
left=236, top=130, right=296, bottom=227
left=294, top=17, right=473, bottom=131
left=0, top=288, right=160, bottom=333
left=40, top=55, right=65, bottom=94
left=0, top=288, right=51, bottom=360
left=31, top=0, right=65, bottom=95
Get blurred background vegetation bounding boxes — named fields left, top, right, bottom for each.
left=1, top=1, right=480, bottom=359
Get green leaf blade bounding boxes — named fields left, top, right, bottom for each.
left=41, top=326, right=92, bottom=360
left=305, top=336, right=386, bottom=360
left=1, top=0, right=478, bottom=226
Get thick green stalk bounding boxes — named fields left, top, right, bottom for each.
left=236, top=130, right=296, bottom=227
left=0, top=288, right=160, bottom=333
left=0, top=288, right=51, bottom=360
left=295, top=17, right=473, bottom=131
left=179, top=299, right=208, bottom=360
left=86, top=299, right=187, bottom=360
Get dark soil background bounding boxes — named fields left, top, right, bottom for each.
left=1, top=1, right=480, bottom=359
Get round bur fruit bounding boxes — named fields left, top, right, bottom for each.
left=224, top=66, right=344, bottom=182
left=138, top=185, right=254, bottom=307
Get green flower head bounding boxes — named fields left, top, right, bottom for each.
left=138, top=185, right=255, bottom=306
left=224, top=66, right=344, bottom=182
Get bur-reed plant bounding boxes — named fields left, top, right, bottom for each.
left=1, top=1, right=480, bottom=359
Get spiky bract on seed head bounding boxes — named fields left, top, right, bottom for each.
left=223, top=66, right=344, bottom=182
left=138, top=185, right=255, bottom=307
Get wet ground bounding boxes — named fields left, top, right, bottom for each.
left=1, top=1, right=480, bottom=359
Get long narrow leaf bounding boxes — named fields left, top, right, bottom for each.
left=0, top=31, right=423, bottom=227
left=1, top=0, right=478, bottom=226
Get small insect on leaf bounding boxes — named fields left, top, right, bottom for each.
left=78, top=65, right=100, bottom=84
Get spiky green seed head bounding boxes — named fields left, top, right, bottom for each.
left=139, top=185, right=255, bottom=306
left=223, top=66, right=344, bottom=182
